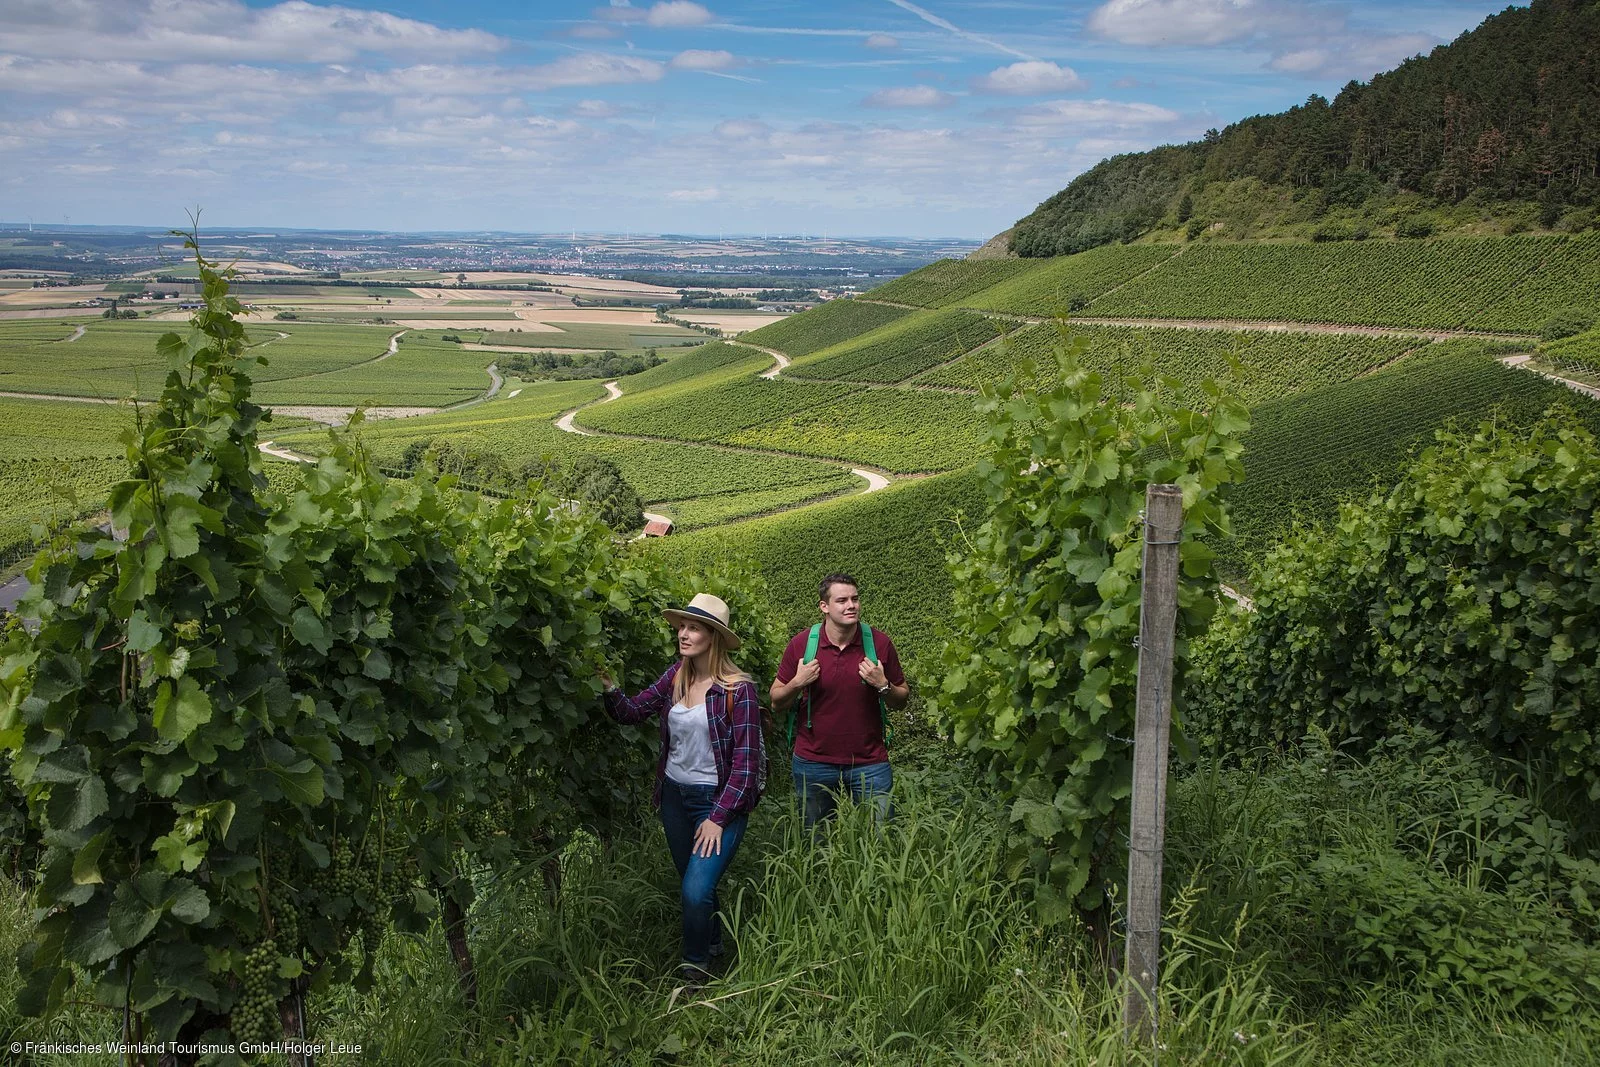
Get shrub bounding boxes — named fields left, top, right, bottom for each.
left=1540, top=308, right=1596, bottom=342
left=1395, top=215, right=1437, bottom=238
left=1189, top=412, right=1600, bottom=795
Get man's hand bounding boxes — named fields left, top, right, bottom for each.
left=858, top=659, right=889, bottom=690
left=693, top=818, right=723, bottom=857
left=792, top=659, right=822, bottom=687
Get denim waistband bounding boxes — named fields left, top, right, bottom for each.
left=665, top=776, right=718, bottom=796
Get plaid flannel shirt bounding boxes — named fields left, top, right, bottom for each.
left=605, top=661, right=762, bottom=826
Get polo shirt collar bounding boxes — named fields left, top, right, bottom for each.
left=822, top=622, right=863, bottom=650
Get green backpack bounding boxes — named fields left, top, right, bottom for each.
left=787, top=623, right=892, bottom=746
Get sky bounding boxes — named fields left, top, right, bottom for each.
left=0, top=0, right=1510, bottom=240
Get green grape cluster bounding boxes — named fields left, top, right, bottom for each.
left=267, top=880, right=301, bottom=951
left=332, top=841, right=357, bottom=899
left=353, top=859, right=400, bottom=964
left=231, top=939, right=281, bottom=1046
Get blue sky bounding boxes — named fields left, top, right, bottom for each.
left=0, top=0, right=1507, bottom=239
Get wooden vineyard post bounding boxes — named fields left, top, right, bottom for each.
left=1123, top=483, right=1183, bottom=1041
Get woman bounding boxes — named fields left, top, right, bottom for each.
left=602, top=592, right=762, bottom=981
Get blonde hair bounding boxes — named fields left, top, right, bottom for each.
left=673, top=622, right=752, bottom=703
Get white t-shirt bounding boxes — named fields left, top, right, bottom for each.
left=666, top=701, right=718, bottom=786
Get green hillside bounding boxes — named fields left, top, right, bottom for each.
left=1005, top=0, right=1600, bottom=255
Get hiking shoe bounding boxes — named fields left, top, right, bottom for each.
left=676, top=962, right=715, bottom=989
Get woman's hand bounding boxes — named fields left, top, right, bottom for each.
left=599, top=668, right=618, bottom=692
left=692, top=818, right=723, bottom=857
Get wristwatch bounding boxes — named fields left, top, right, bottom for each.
left=876, top=682, right=890, bottom=694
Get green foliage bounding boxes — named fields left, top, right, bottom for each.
left=1007, top=0, right=1600, bottom=255
left=605, top=341, right=762, bottom=395
left=1088, top=234, right=1600, bottom=332
left=932, top=337, right=1248, bottom=918
left=1190, top=413, right=1600, bottom=796
left=0, top=234, right=777, bottom=1045
left=1172, top=734, right=1600, bottom=1021
left=785, top=309, right=1001, bottom=384
left=1539, top=308, right=1596, bottom=342
left=740, top=299, right=913, bottom=357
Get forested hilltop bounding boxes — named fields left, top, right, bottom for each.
left=1005, top=0, right=1599, bottom=256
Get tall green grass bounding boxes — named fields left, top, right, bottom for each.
left=4, top=748, right=1594, bottom=1064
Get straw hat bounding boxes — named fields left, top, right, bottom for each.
left=663, top=592, right=741, bottom=650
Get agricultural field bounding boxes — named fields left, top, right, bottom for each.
left=957, top=243, right=1180, bottom=317
left=862, top=257, right=1037, bottom=308
left=434, top=322, right=704, bottom=350
left=1086, top=233, right=1600, bottom=332
left=740, top=298, right=913, bottom=357
left=919, top=321, right=1419, bottom=405
left=250, top=333, right=494, bottom=408
left=784, top=308, right=1002, bottom=384
left=0, top=319, right=396, bottom=400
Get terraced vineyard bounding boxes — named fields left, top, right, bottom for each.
left=1085, top=233, right=1600, bottom=332
left=1542, top=326, right=1600, bottom=374
left=277, top=378, right=861, bottom=529
left=609, top=341, right=766, bottom=393
left=740, top=298, right=913, bottom=357
left=1224, top=340, right=1600, bottom=567
left=0, top=398, right=130, bottom=558
left=918, top=321, right=1420, bottom=404
left=863, top=258, right=1036, bottom=308
left=785, top=309, right=1001, bottom=384
left=958, top=244, right=1179, bottom=317
left=722, top=388, right=985, bottom=472
left=576, top=377, right=853, bottom=441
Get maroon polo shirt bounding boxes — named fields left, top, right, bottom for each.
left=777, top=623, right=905, bottom=765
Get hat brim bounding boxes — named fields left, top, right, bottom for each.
left=663, top=606, right=742, bottom=649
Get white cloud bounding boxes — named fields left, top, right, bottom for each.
left=647, top=2, right=713, bottom=28
left=973, top=61, right=1084, bottom=95
left=863, top=85, right=955, bottom=109
left=667, top=187, right=720, bottom=201
left=0, top=0, right=504, bottom=63
left=569, top=23, right=622, bottom=39
left=572, top=99, right=620, bottom=118
left=522, top=53, right=666, bottom=90
left=670, top=49, right=736, bottom=71
left=714, top=119, right=771, bottom=141
left=864, top=34, right=900, bottom=50
left=1086, top=0, right=1293, bottom=47
left=1012, top=99, right=1181, bottom=128
left=1269, top=33, right=1434, bottom=79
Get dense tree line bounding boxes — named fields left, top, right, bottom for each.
left=1011, top=0, right=1600, bottom=256
left=492, top=347, right=664, bottom=381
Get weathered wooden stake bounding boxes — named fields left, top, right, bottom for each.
left=1123, top=483, right=1183, bottom=1041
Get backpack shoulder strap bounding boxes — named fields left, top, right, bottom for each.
left=789, top=624, right=824, bottom=746
left=860, top=623, right=892, bottom=747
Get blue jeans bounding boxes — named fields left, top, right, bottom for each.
left=791, top=754, right=893, bottom=829
left=659, top=778, right=748, bottom=965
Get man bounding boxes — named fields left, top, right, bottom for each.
left=770, top=573, right=910, bottom=828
